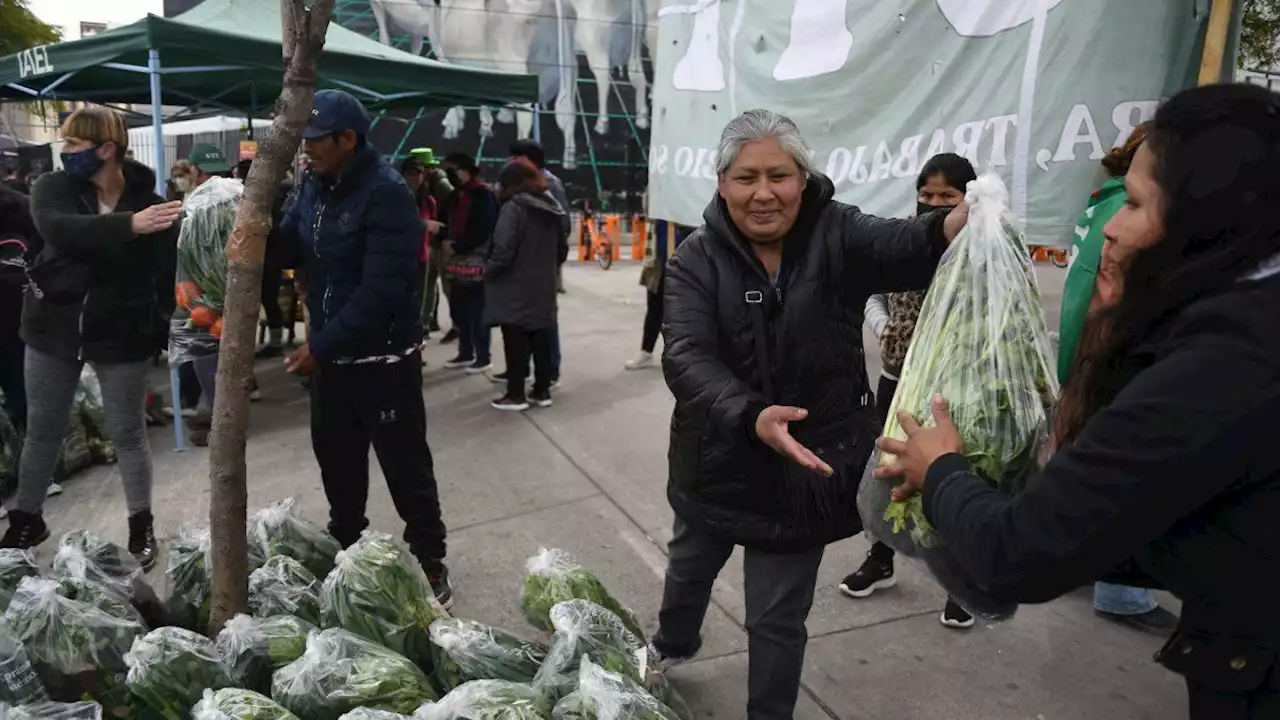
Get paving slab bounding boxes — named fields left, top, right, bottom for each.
left=669, top=651, right=838, bottom=720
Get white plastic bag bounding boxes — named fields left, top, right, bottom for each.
left=550, top=658, right=680, bottom=720
left=192, top=687, right=298, bottom=720
left=414, top=680, right=547, bottom=720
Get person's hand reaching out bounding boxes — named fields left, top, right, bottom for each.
left=873, top=395, right=964, bottom=500
left=754, top=406, right=834, bottom=477
left=132, top=201, right=183, bottom=235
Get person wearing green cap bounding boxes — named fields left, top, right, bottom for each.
left=188, top=144, right=231, bottom=188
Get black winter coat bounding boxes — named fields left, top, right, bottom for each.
left=22, top=162, right=177, bottom=363
left=922, top=263, right=1280, bottom=706
left=484, top=191, right=568, bottom=330
left=662, top=174, right=948, bottom=551
left=0, top=183, right=39, bottom=347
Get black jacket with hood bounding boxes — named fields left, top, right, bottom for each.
left=662, top=173, right=948, bottom=551
left=22, top=161, right=177, bottom=363
left=483, top=190, right=568, bottom=331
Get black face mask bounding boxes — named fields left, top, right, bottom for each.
left=445, top=168, right=461, bottom=187
left=917, top=201, right=958, bottom=217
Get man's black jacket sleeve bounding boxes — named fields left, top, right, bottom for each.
left=920, top=294, right=1279, bottom=604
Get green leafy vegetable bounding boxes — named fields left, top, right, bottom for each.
left=0, top=550, right=38, bottom=614
left=214, top=614, right=312, bottom=695
left=417, top=680, right=550, bottom=720
left=164, top=525, right=211, bottom=633
left=170, top=177, right=239, bottom=366
left=0, top=618, right=49, bottom=704
left=429, top=618, right=547, bottom=689
left=248, top=556, right=321, bottom=626
left=272, top=628, right=438, bottom=720
left=519, top=550, right=642, bottom=641
left=124, top=627, right=233, bottom=720
left=550, top=658, right=680, bottom=720
left=50, top=531, right=164, bottom=629
left=335, top=710, right=411, bottom=720
left=192, top=688, right=299, bottom=720
left=248, top=499, right=342, bottom=580
left=320, top=532, right=445, bottom=674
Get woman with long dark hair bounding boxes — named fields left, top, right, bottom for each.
left=879, top=83, right=1280, bottom=717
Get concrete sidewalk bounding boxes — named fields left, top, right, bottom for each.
left=32, top=264, right=1184, bottom=719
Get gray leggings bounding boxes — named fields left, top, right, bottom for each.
left=17, top=347, right=153, bottom=515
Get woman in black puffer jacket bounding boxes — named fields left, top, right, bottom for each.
left=653, top=108, right=966, bottom=720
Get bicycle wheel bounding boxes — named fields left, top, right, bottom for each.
left=1051, top=251, right=1069, bottom=268
left=597, top=243, right=613, bottom=270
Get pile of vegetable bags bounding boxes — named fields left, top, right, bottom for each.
left=856, top=172, right=1058, bottom=622
left=169, top=176, right=240, bottom=366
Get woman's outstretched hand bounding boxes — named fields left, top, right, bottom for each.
left=755, top=405, right=834, bottom=477
left=873, top=395, right=964, bottom=500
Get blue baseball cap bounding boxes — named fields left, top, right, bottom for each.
left=303, top=90, right=371, bottom=140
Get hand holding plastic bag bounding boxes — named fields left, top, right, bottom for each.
left=429, top=618, right=548, bottom=688
left=192, top=688, right=299, bottom=720
left=520, top=550, right=643, bottom=641
left=856, top=172, right=1057, bottom=622
left=550, top=658, right=680, bottom=720
left=124, top=626, right=233, bottom=719
left=415, top=680, right=549, bottom=720
left=248, top=556, right=321, bottom=625
left=248, top=498, right=342, bottom=580
left=271, top=628, right=438, bottom=720
left=215, top=614, right=311, bottom=695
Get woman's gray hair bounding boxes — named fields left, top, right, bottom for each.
left=715, top=109, right=817, bottom=176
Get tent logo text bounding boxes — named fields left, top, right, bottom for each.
left=17, top=46, right=54, bottom=79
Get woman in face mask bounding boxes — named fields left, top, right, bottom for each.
left=8, top=106, right=182, bottom=569
left=167, top=160, right=192, bottom=202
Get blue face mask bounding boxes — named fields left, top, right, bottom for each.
left=60, top=147, right=105, bottom=181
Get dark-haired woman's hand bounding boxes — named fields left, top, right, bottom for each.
left=943, top=201, right=969, bottom=243
left=874, top=395, right=964, bottom=499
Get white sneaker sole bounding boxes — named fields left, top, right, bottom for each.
left=838, top=575, right=897, bottom=598
left=531, top=397, right=554, bottom=408
left=940, top=611, right=976, bottom=629
left=491, top=401, right=529, bottom=412
left=466, top=364, right=493, bottom=375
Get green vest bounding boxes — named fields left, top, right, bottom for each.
left=1058, top=177, right=1127, bottom=383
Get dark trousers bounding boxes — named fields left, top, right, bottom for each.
left=1187, top=678, right=1280, bottom=719
left=0, top=340, right=25, bottom=432
left=450, top=283, right=490, bottom=364
left=500, top=325, right=553, bottom=401
left=179, top=362, right=202, bottom=410
left=642, top=277, right=664, bottom=353
left=869, top=373, right=899, bottom=562
left=309, top=352, right=447, bottom=569
left=654, top=518, right=824, bottom=720
left=261, top=265, right=285, bottom=329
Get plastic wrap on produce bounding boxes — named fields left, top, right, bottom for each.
left=214, top=613, right=311, bottom=695
left=248, top=556, right=321, bottom=625
left=415, top=680, right=548, bottom=720
left=169, top=176, right=241, bottom=366
left=520, top=549, right=643, bottom=641
left=429, top=618, right=547, bottom=688
left=124, top=626, right=233, bottom=719
left=550, top=658, right=681, bottom=720
left=192, top=688, right=299, bottom=720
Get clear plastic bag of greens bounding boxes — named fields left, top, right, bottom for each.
left=169, top=176, right=241, bottom=367
left=124, top=626, right=233, bottom=719
left=50, top=531, right=165, bottom=629
left=0, top=550, right=38, bottom=614
left=429, top=618, right=547, bottom=688
left=856, top=172, right=1057, bottom=622
left=520, top=550, right=642, bottom=641
left=50, top=577, right=144, bottom=629
left=533, top=601, right=685, bottom=717
left=272, top=628, right=438, bottom=720
left=0, top=619, right=49, bottom=704
left=192, top=688, right=299, bottom=720
left=0, top=701, right=103, bottom=719
left=164, top=525, right=211, bottom=632
left=248, top=498, right=342, bottom=580
left=550, top=658, right=680, bottom=720
left=214, top=614, right=312, bottom=695
left=248, top=556, right=321, bottom=625
left=0, top=396, right=22, bottom=494
left=320, top=532, right=446, bottom=674
left=338, top=710, right=412, bottom=720
left=415, top=680, right=549, bottom=720
left=1, top=577, right=142, bottom=713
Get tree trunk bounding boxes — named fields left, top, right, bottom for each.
left=208, top=0, right=335, bottom=635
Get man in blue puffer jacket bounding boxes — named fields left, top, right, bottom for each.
left=279, top=90, right=452, bottom=609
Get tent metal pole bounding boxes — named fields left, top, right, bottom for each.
left=247, top=82, right=257, bottom=140
left=150, top=46, right=186, bottom=453
left=533, top=105, right=542, bottom=144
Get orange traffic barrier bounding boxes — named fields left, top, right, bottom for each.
left=578, top=215, right=594, bottom=261
left=631, top=216, right=647, bottom=260
left=603, top=215, right=622, bottom=260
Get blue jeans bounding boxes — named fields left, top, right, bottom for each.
left=1094, top=582, right=1157, bottom=615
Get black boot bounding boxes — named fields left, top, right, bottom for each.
left=0, top=510, right=49, bottom=550
left=423, top=560, right=454, bottom=611
left=128, top=511, right=158, bottom=571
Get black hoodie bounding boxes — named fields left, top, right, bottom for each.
left=23, top=160, right=177, bottom=363
left=661, top=173, right=950, bottom=551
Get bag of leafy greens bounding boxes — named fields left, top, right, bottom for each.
left=533, top=602, right=685, bottom=717
left=1, top=577, right=142, bottom=714
left=192, top=688, right=299, bottom=720
left=0, top=551, right=38, bottom=614
left=0, top=701, right=103, bottom=719
left=320, top=533, right=446, bottom=673
left=215, top=614, right=312, bottom=695
left=0, top=619, right=48, bottom=704
left=337, top=711, right=412, bottom=720
left=124, top=626, right=233, bottom=720
left=429, top=618, right=547, bottom=688
left=415, top=680, right=549, bottom=720
left=50, top=532, right=165, bottom=629
left=271, top=628, right=438, bottom=720
left=550, top=658, right=680, bottom=720
left=169, top=176, right=240, bottom=367
left=519, top=550, right=642, bottom=641
left=164, top=525, right=211, bottom=632
left=248, top=556, right=321, bottom=626
left=856, top=172, right=1058, bottom=623
left=248, top=499, right=342, bottom=580
left=50, top=578, right=143, bottom=628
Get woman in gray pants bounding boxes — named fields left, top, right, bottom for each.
left=6, top=107, right=181, bottom=570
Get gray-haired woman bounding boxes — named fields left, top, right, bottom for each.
left=653, top=109, right=966, bottom=718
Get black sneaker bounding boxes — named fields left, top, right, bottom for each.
left=940, top=598, right=975, bottom=629
left=128, top=511, right=158, bottom=572
left=255, top=345, right=284, bottom=360
left=0, top=510, right=49, bottom=550
left=440, top=328, right=460, bottom=344
left=838, top=551, right=896, bottom=598
left=443, top=355, right=474, bottom=369
left=530, top=390, right=553, bottom=408
left=648, top=639, right=699, bottom=669
left=466, top=360, right=493, bottom=375
left=1095, top=605, right=1179, bottom=637
left=489, top=370, right=509, bottom=384
left=426, top=564, right=455, bottom=611
left=491, top=396, right=530, bottom=412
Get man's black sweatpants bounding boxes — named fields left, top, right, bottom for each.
left=309, top=351, right=447, bottom=571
